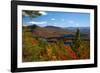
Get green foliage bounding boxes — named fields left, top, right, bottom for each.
left=71, top=28, right=90, bottom=59
left=22, top=27, right=90, bottom=62
left=71, top=28, right=81, bottom=52
left=56, top=40, right=71, bottom=59
left=22, top=10, right=42, bottom=19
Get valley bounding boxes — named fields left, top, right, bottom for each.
left=22, top=24, right=90, bottom=62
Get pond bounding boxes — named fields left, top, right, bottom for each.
left=64, top=41, right=72, bottom=46
left=62, top=34, right=74, bottom=39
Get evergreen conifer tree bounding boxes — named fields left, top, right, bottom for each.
left=71, top=28, right=81, bottom=52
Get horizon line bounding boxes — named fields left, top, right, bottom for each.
left=22, top=24, right=90, bottom=28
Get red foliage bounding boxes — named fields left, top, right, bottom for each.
left=77, top=48, right=80, bottom=51
left=64, top=46, right=79, bottom=60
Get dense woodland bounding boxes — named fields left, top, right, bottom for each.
left=22, top=26, right=90, bottom=62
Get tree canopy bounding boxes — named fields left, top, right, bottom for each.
left=22, top=10, right=42, bottom=18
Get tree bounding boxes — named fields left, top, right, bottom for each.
left=71, top=28, right=90, bottom=59
left=22, top=10, right=42, bottom=18
left=71, top=28, right=81, bottom=52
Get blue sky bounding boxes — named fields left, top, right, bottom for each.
left=22, top=11, right=90, bottom=27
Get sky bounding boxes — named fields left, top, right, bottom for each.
left=22, top=11, right=90, bottom=28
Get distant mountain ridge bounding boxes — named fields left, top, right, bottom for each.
left=45, top=26, right=62, bottom=29
left=64, top=27, right=90, bottom=33
left=23, top=24, right=72, bottom=38
left=23, top=24, right=90, bottom=39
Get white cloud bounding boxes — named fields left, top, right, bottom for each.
left=51, top=18, right=56, bottom=20
left=53, top=23, right=57, bottom=26
left=61, top=19, right=65, bottom=21
left=68, top=20, right=80, bottom=26
left=76, top=23, right=79, bottom=26
left=39, top=11, right=47, bottom=15
left=28, top=21, right=47, bottom=24
left=68, top=20, right=74, bottom=24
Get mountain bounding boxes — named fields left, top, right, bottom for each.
left=23, top=25, right=73, bottom=38
left=45, top=26, right=61, bottom=29
left=64, top=27, right=90, bottom=39
left=23, top=24, right=90, bottom=39
left=64, top=27, right=90, bottom=33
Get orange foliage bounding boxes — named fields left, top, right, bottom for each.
left=64, top=46, right=79, bottom=60
left=58, top=52, right=68, bottom=60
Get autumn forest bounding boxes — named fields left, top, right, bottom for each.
left=22, top=10, right=90, bottom=62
